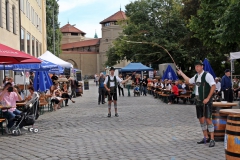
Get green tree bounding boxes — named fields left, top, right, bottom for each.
left=105, top=0, right=189, bottom=70
left=46, top=0, right=62, bottom=57
left=188, top=0, right=240, bottom=76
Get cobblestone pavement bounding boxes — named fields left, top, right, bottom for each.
left=0, top=80, right=226, bottom=160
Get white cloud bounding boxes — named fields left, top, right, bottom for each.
left=58, top=0, right=137, bottom=38
left=59, top=0, right=135, bottom=12
left=75, top=21, right=102, bottom=38
left=59, top=0, right=97, bottom=12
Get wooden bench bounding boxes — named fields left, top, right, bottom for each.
left=177, top=91, right=192, bottom=104
left=161, top=94, right=169, bottom=103
left=39, top=95, right=48, bottom=114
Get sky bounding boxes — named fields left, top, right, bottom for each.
left=58, top=0, right=136, bottom=38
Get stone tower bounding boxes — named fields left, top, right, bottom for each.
left=98, top=9, right=129, bottom=72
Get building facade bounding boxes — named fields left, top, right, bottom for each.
left=20, top=0, right=47, bottom=57
left=0, top=0, right=20, bottom=50
left=59, top=23, right=100, bottom=76
left=99, top=10, right=129, bottom=72
left=0, top=0, right=20, bottom=80
left=0, top=0, right=47, bottom=84
left=59, top=10, right=129, bottom=77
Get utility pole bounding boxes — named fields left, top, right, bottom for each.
left=53, top=0, right=59, bottom=56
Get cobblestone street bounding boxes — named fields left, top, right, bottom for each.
left=0, top=81, right=226, bottom=160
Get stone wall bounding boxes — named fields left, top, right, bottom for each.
left=60, top=52, right=98, bottom=77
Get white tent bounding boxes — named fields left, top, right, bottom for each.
left=39, top=51, right=73, bottom=68
left=229, top=52, right=240, bottom=79
left=230, top=52, right=240, bottom=60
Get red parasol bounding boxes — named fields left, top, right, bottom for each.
left=0, top=43, right=41, bottom=64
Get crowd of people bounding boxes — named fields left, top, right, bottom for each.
left=0, top=73, right=80, bottom=134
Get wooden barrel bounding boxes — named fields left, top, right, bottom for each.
left=225, top=114, right=240, bottom=160
left=208, top=104, right=232, bottom=141
left=212, top=105, right=232, bottom=141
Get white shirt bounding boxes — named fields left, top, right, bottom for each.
left=189, top=71, right=215, bottom=95
left=160, top=83, right=164, bottom=88
left=166, top=84, right=172, bottom=90
left=182, top=83, right=186, bottom=89
left=104, top=75, right=122, bottom=87
left=216, top=82, right=221, bottom=91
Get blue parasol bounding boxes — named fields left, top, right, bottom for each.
left=203, top=58, right=216, bottom=78
left=0, top=59, right=58, bottom=71
left=33, top=71, right=53, bottom=92
left=161, top=65, right=179, bottom=81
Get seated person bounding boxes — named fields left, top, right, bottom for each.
left=46, top=84, right=64, bottom=111
left=51, top=74, right=58, bottom=85
left=151, top=79, right=158, bottom=97
left=25, top=86, right=40, bottom=118
left=52, top=88, right=64, bottom=111
left=134, top=85, right=140, bottom=92
left=180, top=80, right=187, bottom=94
left=61, top=83, right=75, bottom=106
left=26, top=86, right=39, bottom=103
left=168, top=82, right=179, bottom=104
left=0, top=82, right=22, bottom=133
left=166, top=80, right=172, bottom=90
left=214, top=77, right=222, bottom=100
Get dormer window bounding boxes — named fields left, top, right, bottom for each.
left=104, top=22, right=110, bottom=26
left=71, top=33, right=78, bottom=36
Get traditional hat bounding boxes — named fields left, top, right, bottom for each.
left=109, top=67, right=115, bottom=71
left=194, top=60, right=204, bottom=66
left=225, top=69, right=231, bottom=73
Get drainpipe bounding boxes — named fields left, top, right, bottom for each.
left=18, top=0, right=21, bottom=50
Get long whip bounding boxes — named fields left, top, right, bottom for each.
left=124, top=40, right=179, bottom=70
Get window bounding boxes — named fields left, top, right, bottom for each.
left=12, top=6, right=16, bottom=34
left=27, top=1, right=30, bottom=19
left=20, top=28, right=25, bottom=52
left=20, top=0, right=25, bottom=13
left=0, top=0, right=2, bottom=27
left=31, top=8, right=34, bottom=24
left=39, top=43, right=42, bottom=56
left=36, top=14, right=38, bottom=27
left=39, top=18, right=41, bottom=32
left=5, top=0, right=9, bottom=30
left=27, top=32, right=30, bottom=54
left=26, top=1, right=30, bottom=19
left=32, top=36, right=35, bottom=57
left=36, top=40, right=39, bottom=57
left=26, top=1, right=28, bottom=18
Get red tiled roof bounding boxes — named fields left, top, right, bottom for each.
left=60, top=23, right=86, bottom=34
left=100, top=11, right=127, bottom=24
left=62, top=51, right=99, bottom=54
left=61, top=38, right=101, bottom=50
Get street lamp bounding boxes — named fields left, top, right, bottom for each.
left=53, top=0, right=59, bottom=56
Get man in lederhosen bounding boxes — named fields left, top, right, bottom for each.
left=104, top=67, right=130, bottom=117
left=177, top=60, right=216, bottom=147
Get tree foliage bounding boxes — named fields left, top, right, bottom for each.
left=46, top=0, right=62, bottom=57
left=106, top=0, right=189, bottom=70
left=105, top=0, right=240, bottom=76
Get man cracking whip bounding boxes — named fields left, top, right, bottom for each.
left=177, top=60, right=216, bottom=147
left=104, top=67, right=131, bottom=117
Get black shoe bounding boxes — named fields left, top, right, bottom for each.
left=107, top=113, right=111, bottom=117
left=115, top=113, right=119, bottom=117
left=98, top=102, right=100, bottom=105
left=209, top=139, right=215, bottom=147
left=102, top=102, right=105, bottom=104
left=65, top=104, right=69, bottom=106
left=197, top=137, right=210, bottom=144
